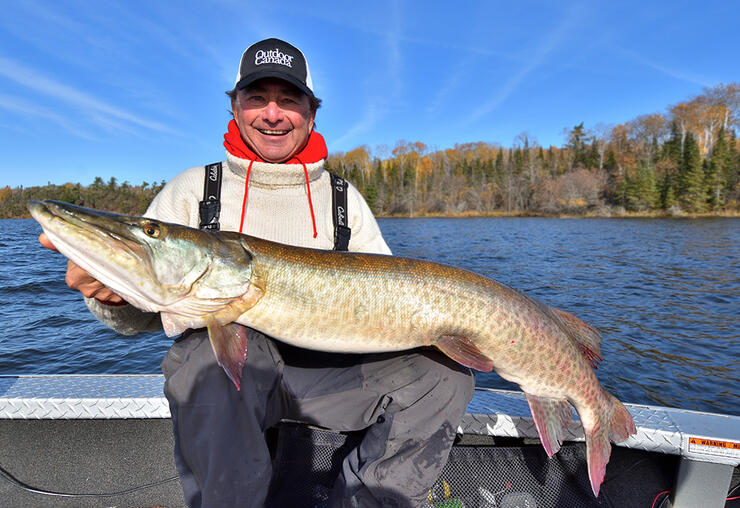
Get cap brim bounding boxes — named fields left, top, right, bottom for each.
left=235, top=70, right=314, bottom=99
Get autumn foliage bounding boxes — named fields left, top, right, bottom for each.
left=325, top=83, right=740, bottom=216
left=1, top=83, right=738, bottom=219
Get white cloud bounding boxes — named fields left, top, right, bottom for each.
left=0, top=92, right=96, bottom=139
left=612, top=47, right=712, bottom=88
left=466, top=4, right=585, bottom=123
left=0, top=55, right=176, bottom=135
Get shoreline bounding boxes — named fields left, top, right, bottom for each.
left=377, top=209, right=740, bottom=219
left=6, top=210, right=740, bottom=221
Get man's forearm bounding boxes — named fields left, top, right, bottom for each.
left=85, top=297, right=162, bottom=335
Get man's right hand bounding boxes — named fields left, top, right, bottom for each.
left=39, top=233, right=127, bottom=306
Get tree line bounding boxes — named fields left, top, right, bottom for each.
left=324, top=82, right=740, bottom=216
left=0, top=177, right=166, bottom=219
left=2, top=83, right=738, bottom=219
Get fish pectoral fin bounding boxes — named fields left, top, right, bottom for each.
left=160, top=312, right=189, bottom=337
left=525, top=393, right=573, bottom=457
left=211, top=270, right=266, bottom=326
left=206, top=320, right=249, bottom=391
left=435, top=335, right=494, bottom=372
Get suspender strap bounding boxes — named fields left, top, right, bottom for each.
left=199, top=162, right=222, bottom=231
left=199, top=164, right=350, bottom=248
left=330, top=173, right=351, bottom=251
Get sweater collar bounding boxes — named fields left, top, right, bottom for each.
left=225, top=152, right=325, bottom=187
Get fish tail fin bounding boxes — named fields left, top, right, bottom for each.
left=206, top=321, right=249, bottom=391
left=525, top=393, right=573, bottom=457
left=550, top=307, right=603, bottom=369
left=584, top=393, right=637, bottom=497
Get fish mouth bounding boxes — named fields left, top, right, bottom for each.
left=28, top=200, right=155, bottom=301
left=30, top=200, right=144, bottom=253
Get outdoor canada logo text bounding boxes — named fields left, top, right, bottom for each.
left=255, top=48, right=294, bottom=67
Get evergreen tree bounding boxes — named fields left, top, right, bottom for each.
left=495, top=148, right=504, bottom=180
left=662, top=173, right=677, bottom=210
left=706, top=127, right=730, bottom=209
left=602, top=149, right=620, bottom=204
left=513, top=147, right=524, bottom=174
left=623, top=162, right=659, bottom=211
left=567, top=122, right=587, bottom=169
left=679, top=133, right=705, bottom=212
left=585, top=138, right=600, bottom=169
left=727, top=130, right=740, bottom=204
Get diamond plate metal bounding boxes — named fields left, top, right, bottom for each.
left=462, top=389, right=739, bottom=466
left=0, top=375, right=169, bottom=419
left=1, top=376, right=738, bottom=466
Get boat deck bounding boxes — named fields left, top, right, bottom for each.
left=1, top=374, right=737, bottom=507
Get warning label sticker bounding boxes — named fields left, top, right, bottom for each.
left=688, top=437, right=740, bottom=460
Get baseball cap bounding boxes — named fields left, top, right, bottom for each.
left=234, top=38, right=315, bottom=99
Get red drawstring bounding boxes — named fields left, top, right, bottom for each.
left=237, top=156, right=316, bottom=239
left=294, top=155, right=318, bottom=238
left=238, top=159, right=254, bottom=233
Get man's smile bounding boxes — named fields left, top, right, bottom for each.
left=257, top=128, right=291, bottom=136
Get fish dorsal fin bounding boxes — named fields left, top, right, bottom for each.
left=525, top=393, right=573, bottom=457
left=549, top=307, right=603, bottom=368
left=436, top=335, right=494, bottom=372
left=206, top=321, right=249, bottom=391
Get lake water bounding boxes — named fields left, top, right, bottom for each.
left=1, top=217, right=738, bottom=416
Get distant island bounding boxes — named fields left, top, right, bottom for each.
left=2, top=83, right=738, bottom=220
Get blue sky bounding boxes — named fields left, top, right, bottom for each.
left=0, top=0, right=737, bottom=188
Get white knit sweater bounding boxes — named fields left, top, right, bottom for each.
left=86, top=153, right=391, bottom=335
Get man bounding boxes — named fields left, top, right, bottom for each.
left=40, top=39, right=474, bottom=507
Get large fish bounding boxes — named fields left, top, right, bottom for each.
left=29, top=200, right=635, bottom=496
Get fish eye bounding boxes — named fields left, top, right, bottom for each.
left=143, top=223, right=161, bottom=238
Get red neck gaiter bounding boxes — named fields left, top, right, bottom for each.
left=223, top=119, right=327, bottom=164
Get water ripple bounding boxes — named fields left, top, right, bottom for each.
left=1, top=217, right=738, bottom=416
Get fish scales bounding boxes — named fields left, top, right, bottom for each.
left=27, top=200, right=636, bottom=496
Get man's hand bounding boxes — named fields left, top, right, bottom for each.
left=39, top=233, right=126, bottom=306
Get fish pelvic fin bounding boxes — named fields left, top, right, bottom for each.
left=607, top=393, right=637, bottom=443
left=584, top=393, right=637, bottom=497
left=206, top=321, right=249, bottom=391
left=550, top=307, right=603, bottom=369
left=435, top=335, right=494, bottom=372
left=525, top=393, right=573, bottom=457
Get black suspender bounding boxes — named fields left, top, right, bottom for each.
left=330, top=173, right=351, bottom=252
left=199, top=162, right=223, bottom=231
left=198, top=164, right=352, bottom=250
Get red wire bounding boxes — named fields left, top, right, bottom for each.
left=238, top=159, right=255, bottom=233
left=651, top=490, right=739, bottom=506
left=651, top=490, right=671, bottom=508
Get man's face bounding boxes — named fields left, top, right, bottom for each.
left=232, top=77, right=315, bottom=163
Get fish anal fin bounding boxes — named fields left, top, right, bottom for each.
left=206, top=321, right=249, bottom=391
left=550, top=307, right=603, bottom=369
left=436, top=335, right=494, bottom=372
left=525, top=393, right=573, bottom=457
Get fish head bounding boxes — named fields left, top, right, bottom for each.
left=28, top=200, right=258, bottom=320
